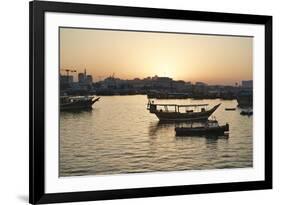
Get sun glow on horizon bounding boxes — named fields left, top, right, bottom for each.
left=60, top=28, right=252, bottom=85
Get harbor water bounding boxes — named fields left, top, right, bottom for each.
left=59, top=95, right=252, bottom=176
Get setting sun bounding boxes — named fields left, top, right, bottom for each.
left=60, top=28, right=252, bottom=85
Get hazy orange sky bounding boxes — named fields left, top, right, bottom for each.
left=60, top=27, right=253, bottom=85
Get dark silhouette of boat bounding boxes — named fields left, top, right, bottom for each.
left=175, top=120, right=229, bottom=136
left=60, top=96, right=100, bottom=111
left=225, top=108, right=236, bottom=111
left=240, top=110, right=253, bottom=116
left=147, top=100, right=220, bottom=121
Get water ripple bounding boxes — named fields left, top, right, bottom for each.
left=60, top=96, right=253, bottom=176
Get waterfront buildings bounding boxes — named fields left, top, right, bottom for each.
left=241, top=80, right=253, bottom=89
left=60, top=70, right=252, bottom=99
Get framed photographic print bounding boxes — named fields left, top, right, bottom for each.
left=29, top=0, right=272, bottom=204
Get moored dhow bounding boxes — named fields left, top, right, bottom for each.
left=175, top=120, right=229, bottom=136
left=60, top=96, right=100, bottom=111
left=147, top=100, right=221, bottom=121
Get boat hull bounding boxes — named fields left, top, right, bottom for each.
left=152, top=104, right=220, bottom=122
left=155, top=112, right=210, bottom=121
left=60, top=97, right=100, bottom=111
left=175, top=124, right=229, bottom=136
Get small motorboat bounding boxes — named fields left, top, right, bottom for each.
left=240, top=110, right=253, bottom=116
left=175, top=120, right=229, bottom=136
left=225, top=108, right=236, bottom=111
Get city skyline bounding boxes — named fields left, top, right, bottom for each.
left=62, top=68, right=252, bottom=87
left=60, top=28, right=253, bottom=85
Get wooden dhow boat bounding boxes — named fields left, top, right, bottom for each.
left=60, top=96, right=100, bottom=111
left=175, top=120, right=229, bottom=136
left=147, top=100, right=220, bottom=122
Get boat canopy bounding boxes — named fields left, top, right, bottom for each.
left=149, top=103, right=209, bottom=107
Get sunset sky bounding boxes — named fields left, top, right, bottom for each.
left=60, top=27, right=253, bottom=85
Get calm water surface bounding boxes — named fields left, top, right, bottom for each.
left=60, top=95, right=252, bottom=176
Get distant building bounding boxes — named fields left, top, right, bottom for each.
left=78, top=69, right=93, bottom=85
left=195, top=82, right=208, bottom=86
left=241, top=80, right=253, bottom=88
left=60, top=75, right=74, bottom=92
left=60, top=75, right=73, bottom=84
left=102, top=76, right=120, bottom=89
left=78, top=73, right=84, bottom=83
left=128, top=78, right=146, bottom=89
left=150, top=75, right=173, bottom=89
left=194, top=82, right=208, bottom=94
left=86, top=75, right=93, bottom=84
left=172, top=80, right=186, bottom=91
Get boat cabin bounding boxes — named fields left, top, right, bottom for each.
left=147, top=100, right=209, bottom=114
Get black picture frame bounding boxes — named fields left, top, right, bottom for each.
left=29, top=0, right=272, bottom=204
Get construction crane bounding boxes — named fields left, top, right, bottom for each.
left=61, top=69, right=77, bottom=77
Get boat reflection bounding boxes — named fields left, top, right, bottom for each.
left=60, top=108, right=93, bottom=114
left=175, top=131, right=229, bottom=142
